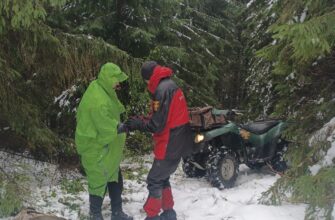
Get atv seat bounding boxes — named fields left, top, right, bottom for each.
left=241, top=120, right=280, bottom=135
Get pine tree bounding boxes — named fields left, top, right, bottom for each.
left=0, top=0, right=145, bottom=160
left=53, top=0, right=243, bottom=107
left=244, top=0, right=335, bottom=218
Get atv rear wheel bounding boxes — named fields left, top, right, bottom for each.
left=182, top=157, right=206, bottom=178
left=207, top=151, right=239, bottom=189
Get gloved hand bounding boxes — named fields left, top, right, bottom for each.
left=125, top=118, right=143, bottom=131
left=117, top=123, right=128, bottom=134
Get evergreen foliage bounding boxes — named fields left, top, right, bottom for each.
left=0, top=1, right=145, bottom=161
left=53, top=0, right=242, bottom=106
left=0, top=0, right=246, bottom=161
left=0, top=0, right=65, bottom=33
left=0, top=0, right=335, bottom=218
left=243, top=0, right=335, bottom=218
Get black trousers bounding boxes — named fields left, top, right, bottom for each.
left=107, top=169, right=123, bottom=212
left=90, top=169, right=123, bottom=214
left=147, top=158, right=181, bottom=198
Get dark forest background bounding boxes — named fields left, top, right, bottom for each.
left=0, top=0, right=335, bottom=218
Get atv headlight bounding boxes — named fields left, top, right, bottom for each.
left=194, top=134, right=205, bottom=143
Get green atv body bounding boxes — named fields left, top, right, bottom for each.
left=183, top=109, right=289, bottom=189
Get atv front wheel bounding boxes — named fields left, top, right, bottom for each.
left=270, top=156, right=287, bottom=173
left=270, top=139, right=289, bottom=173
left=182, top=157, right=206, bottom=178
left=207, top=151, right=239, bottom=189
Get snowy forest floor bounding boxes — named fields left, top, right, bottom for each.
left=0, top=151, right=306, bottom=220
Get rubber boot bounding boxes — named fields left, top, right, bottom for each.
left=143, top=196, right=162, bottom=220
left=162, top=187, right=174, bottom=210
left=160, top=210, right=176, bottom=220
left=160, top=187, right=176, bottom=220
left=108, top=171, right=133, bottom=220
left=144, top=216, right=161, bottom=220
left=89, top=194, right=104, bottom=220
left=111, top=210, right=133, bottom=220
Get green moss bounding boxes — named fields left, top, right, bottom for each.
left=60, top=179, right=85, bottom=195
left=0, top=172, right=30, bottom=217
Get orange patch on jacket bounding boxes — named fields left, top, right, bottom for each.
left=153, top=101, right=160, bottom=112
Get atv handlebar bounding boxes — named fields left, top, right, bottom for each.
left=224, top=109, right=244, bottom=120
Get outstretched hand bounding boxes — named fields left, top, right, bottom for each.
left=125, top=118, right=143, bottom=131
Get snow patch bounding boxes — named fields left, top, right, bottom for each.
left=192, top=26, right=221, bottom=41
left=54, top=85, right=78, bottom=108
left=169, top=28, right=192, bottom=40
left=316, top=111, right=324, bottom=120
left=182, top=24, right=200, bottom=37
left=309, top=117, right=335, bottom=175
left=124, top=164, right=306, bottom=220
left=0, top=152, right=306, bottom=220
left=268, top=0, right=278, bottom=8
left=205, top=48, right=215, bottom=57
left=247, top=0, right=256, bottom=8
left=300, top=8, right=308, bottom=23
left=316, top=97, right=324, bottom=105
left=309, top=117, right=335, bottom=146
left=285, top=72, right=295, bottom=80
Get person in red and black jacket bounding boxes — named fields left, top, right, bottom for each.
left=123, top=61, right=194, bottom=220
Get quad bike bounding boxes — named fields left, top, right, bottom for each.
left=183, top=108, right=289, bottom=189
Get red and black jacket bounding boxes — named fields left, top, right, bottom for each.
left=136, top=65, right=194, bottom=160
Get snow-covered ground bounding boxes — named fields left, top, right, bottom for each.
left=0, top=152, right=306, bottom=220
left=122, top=161, right=305, bottom=220
left=309, top=117, right=335, bottom=175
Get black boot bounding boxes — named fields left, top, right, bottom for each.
left=107, top=178, right=123, bottom=214
left=108, top=171, right=133, bottom=220
left=89, top=194, right=104, bottom=220
left=144, top=216, right=161, bottom=220
left=111, top=210, right=133, bottom=220
left=160, top=209, right=176, bottom=220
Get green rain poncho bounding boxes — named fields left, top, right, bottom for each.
left=75, top=63, right=128, bottom=197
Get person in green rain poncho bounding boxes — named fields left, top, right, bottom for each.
left=75, top=63, right=133, bottom=220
